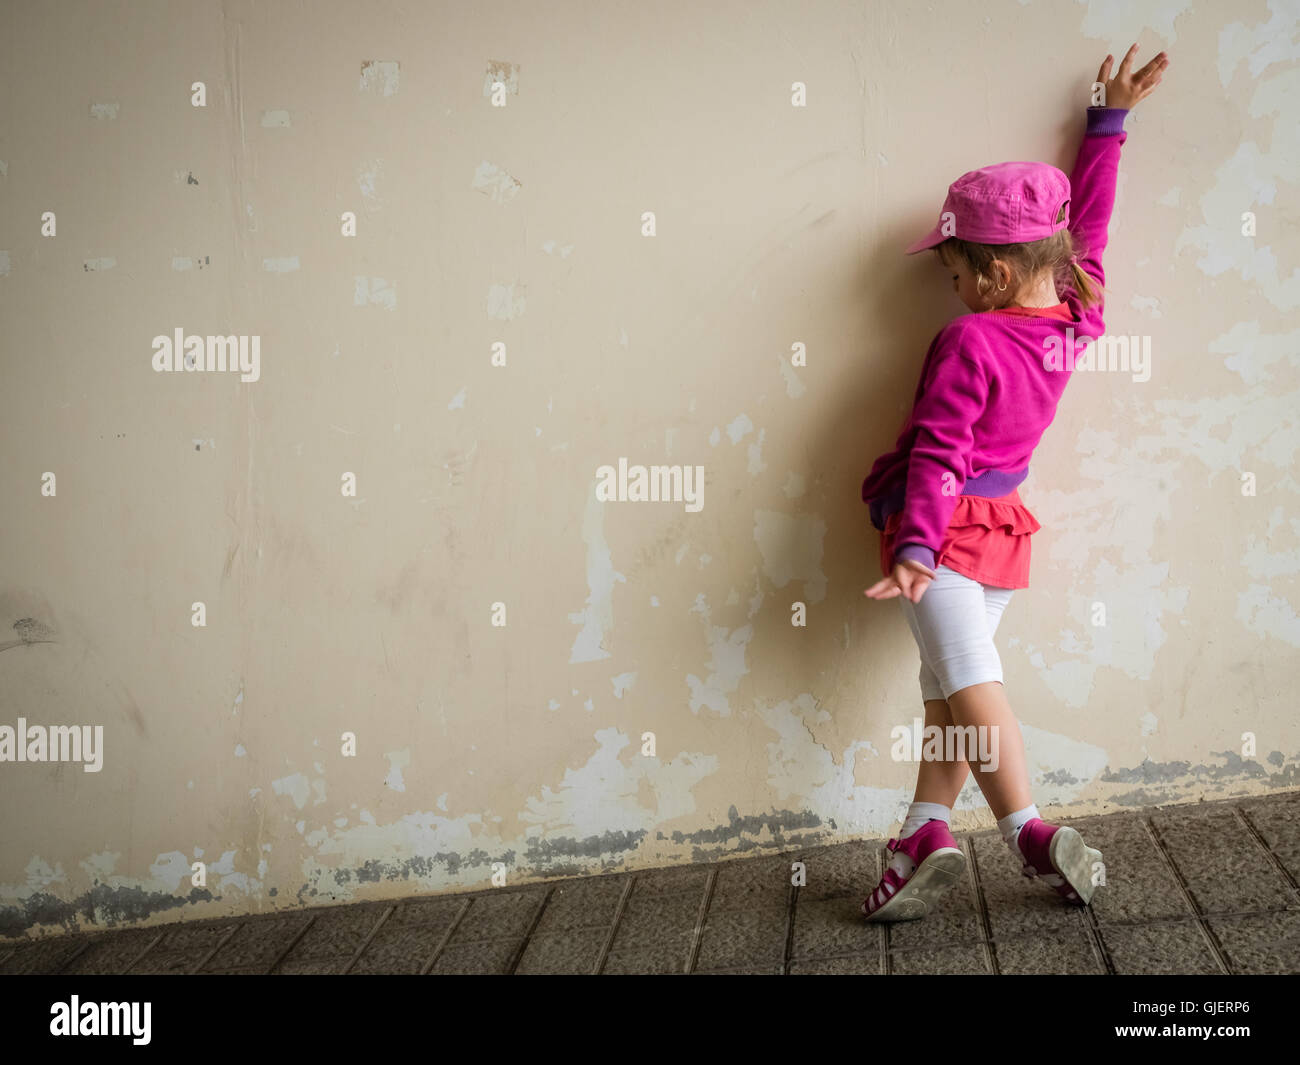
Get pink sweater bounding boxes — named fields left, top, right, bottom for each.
left=861, top=107, right=1129, bottom=572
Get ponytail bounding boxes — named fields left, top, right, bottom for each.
left=1067, top=255, right=1101, bottom=310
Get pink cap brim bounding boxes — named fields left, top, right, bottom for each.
left=904, top=224, right=947, bottom=255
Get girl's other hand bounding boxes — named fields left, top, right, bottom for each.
left=865, top=560, right=936, bottom=603
left=1096, top=44, right=1168, bottom=110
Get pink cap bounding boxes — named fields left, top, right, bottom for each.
left=904, top=161, right=1071, bottom=254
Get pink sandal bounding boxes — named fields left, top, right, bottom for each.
left=1015, top=818, right=1103, bottom=905
left=862, top=820, right=966, bottom=922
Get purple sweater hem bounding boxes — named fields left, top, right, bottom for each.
left=867, top=467, right=1029, bottom=532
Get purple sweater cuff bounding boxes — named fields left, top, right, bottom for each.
left=1086, top=106, right=1129, bottom=137
left=895, top=543, right=937, bottom=572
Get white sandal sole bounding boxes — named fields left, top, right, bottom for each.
left=1047, top=826, right=1103, bottom=905
left=864, top=846, right=966, bottom=922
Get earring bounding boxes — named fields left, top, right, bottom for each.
left=997, top=282, right=1007, bottom=292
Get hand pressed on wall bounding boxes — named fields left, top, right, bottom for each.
left=864, top=559, right=936, bottom=604
left=1096, top=43, right=1168, bottom=110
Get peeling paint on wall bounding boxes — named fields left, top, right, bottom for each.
left=471, top=161, right=522, bottom=203
left=359, top=59, right=400, bottom=96
left=753, top=509, right=827, bottom=604
left=685, top=594, right=752, bottom=715
left=568, top=487, right=625, bottom=664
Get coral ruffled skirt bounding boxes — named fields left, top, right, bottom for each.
left=880, top=489, right=1041, bottom=589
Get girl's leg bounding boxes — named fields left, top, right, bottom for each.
left=946, top=582, right=1028, bottom=818
left=898, top=591, right=972, bottom=806
left=902, top=571, right=1029, bottom=819
left=912, top=697, right=969, bottom=806
left=945, top=681, right=1031, bottom=819
left=864, top=601, right=971, bottom=919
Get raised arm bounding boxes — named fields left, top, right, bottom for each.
left=1065, top=46, right=1169, bottom=326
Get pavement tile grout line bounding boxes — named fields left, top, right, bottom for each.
left=875, top=845, right=892, bottom=976
left=593, top=877, right=635, bottom=975
left=418, top=898, right=472, bottom=976
left=685, top=870, right=718, bottom=974
left=782, top=868, right=798, bottom=976
left=190, top=923, right=242, bottom=975
left=342, top=905, right=396, bottom=975
left=1141, top=815, right=1233, bottom=975
left=267, top=915, right=323, bottom=974
left=49, top=939, right=90, bottom=975
left=1234, top=804, right=1300, bottom=904
left=507, top=887, right=554, bottom=975
left=964, top=835, right=999, bottom=975
left=122, top=933, right=167, bottom=975
left=1078, top=905, right=1115, bottom=974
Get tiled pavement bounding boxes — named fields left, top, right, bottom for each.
left=4, top=792, right=1299, bottom=975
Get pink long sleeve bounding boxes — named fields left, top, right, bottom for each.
left=891, top=340, right=989, bottom=567
left=1063, top=108, right=1128, bottom=336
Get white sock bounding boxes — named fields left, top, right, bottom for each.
left=997, top=804, right=1040, bottom=852
left=888, top=802, right=951, bottom=879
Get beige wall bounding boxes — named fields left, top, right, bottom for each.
left=2, top=0, right=1298, bottom=938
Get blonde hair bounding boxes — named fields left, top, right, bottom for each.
left=934, top=209, right=1101, bottom=310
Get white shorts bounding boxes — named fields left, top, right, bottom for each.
left=898, top=565, right=1015, bottom=702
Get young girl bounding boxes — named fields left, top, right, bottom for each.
left=859, top=45, right=1168, bottom=922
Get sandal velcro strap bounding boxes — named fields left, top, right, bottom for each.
left=863, top=867, right=907, bottom=915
